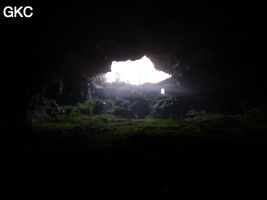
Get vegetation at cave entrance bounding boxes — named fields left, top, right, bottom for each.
left=32, top=95, right=267, bottom=148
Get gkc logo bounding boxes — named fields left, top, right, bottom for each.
left=3, top=6, right=33, bottom=18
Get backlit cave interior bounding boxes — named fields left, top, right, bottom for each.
left=1, top=2, right=267, bottom=197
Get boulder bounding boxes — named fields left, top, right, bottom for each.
left=102, top=102, right=113, bottom=110
left=130, top=98, right=151, bottom=118
left=153, top=96, right=190, bottom=118
left=115, top=98, right=130, bottom=109
left=93, top=101, right=113, bottom=114
left=26, top=95, right=64, bottom=125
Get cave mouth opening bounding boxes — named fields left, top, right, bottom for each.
left=104, top=56, right=171, bottom=86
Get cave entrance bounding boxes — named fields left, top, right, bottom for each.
left=104, top=56, right=171, bottom=85
left=95, top=55, right=173, bottom=98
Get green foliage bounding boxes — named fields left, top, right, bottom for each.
left=138, top=118, right=182, bottom=127
left=111, top=118, right=183, bottom=137
left=77, top=98, right=101, bottom=114
left=33, top=112, right=116, bottom=132
left=62, top=98, right=118, bottom=115
left=33, top=102, right=267, bottom=149
left=114, top=125, right=139, bottom=135
left=185, top=113, right=226, bottom=121
left=169, top=113, right=185, bottom=121
left=62, top=105, right=75, bottom=110
left=34, top=111, right=227, bottom=136
left=89, top=113, right=116, bottom=122
left=246, top=106, right=267, bottom=117
left=48, top=112, right=91, bottom=123
left=34, top=121, right=78, bottom=132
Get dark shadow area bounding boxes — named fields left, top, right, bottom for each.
left=1, top=1, right=266, bottom=197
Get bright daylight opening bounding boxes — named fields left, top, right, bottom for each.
left=104, top=56, right=171, bottom=85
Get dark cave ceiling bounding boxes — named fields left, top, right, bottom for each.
left=1, top=2, right=265, bottom=95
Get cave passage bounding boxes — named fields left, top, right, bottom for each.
left=2, top=3, right=267, bottom=196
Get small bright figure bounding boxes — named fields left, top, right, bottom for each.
left=161, top=88, right=165, bottom=95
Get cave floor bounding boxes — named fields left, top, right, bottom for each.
left=2, top=110, right=267, bottom=197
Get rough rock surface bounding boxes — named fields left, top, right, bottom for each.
left=93, top=101, right=113, bottom=114
left=153, top=96, right=191, bottom=118
left=130, top=98, right=151, bottom=118
left=26, top=95, right=64, bottom=125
